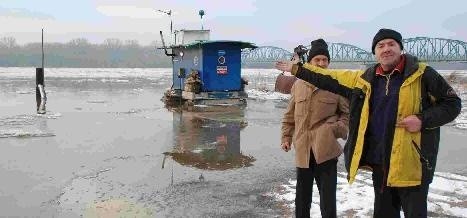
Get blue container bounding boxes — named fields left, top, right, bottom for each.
left=172, top=41, right=256, bottom=92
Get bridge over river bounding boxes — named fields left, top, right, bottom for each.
left=242, top=37, right=467, bottom=69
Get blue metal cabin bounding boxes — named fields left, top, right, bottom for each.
left=161, top=29, right=256, bottom=110
left=171, top=40, right=257, bottom=92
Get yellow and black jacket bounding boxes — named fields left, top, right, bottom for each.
left=291, top=54, right=461, bottom=187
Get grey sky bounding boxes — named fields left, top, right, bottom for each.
left=1, top=0, right=466, bottom=51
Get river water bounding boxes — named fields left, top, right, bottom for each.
left=0, top=68, right=466, bottom=217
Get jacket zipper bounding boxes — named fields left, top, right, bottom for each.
left=383, top=72, right=394, bottom=96
left=411, top=140, right=433, bottom=170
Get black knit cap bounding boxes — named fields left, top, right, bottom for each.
left=371, top=28, right=403, bottom=54
left=307, top=39, right=330, bottom=62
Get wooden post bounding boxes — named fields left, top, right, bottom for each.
left=36, top=29, right=46, bottom=114
left=36, top=68, right=46, bottom=113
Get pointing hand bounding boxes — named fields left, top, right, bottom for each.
left=275, top=60, right=293, bottom=72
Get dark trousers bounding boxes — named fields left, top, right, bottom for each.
left=295, top=154, right=337, bottom=218
left=372, top=165, right=429, bottom=218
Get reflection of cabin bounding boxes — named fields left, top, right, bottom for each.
left=172, top=112, right=243, bottom=154
left=168, top=111, right=253, bottom=170
left=164, top=30, right=256, bottom=109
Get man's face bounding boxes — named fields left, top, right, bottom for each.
left=374, top=38, right=402, bottom=70
left=309, top=55, right=329, bottom=69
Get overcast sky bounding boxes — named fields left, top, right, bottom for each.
left=1, top=0, right=466, bottom=51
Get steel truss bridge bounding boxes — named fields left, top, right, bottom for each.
left=241, top=37, right=467, bottom=64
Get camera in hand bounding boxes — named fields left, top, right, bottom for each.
left=293, top=45, right=308, bottom=63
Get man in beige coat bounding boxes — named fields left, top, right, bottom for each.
left=281, top=39, right=349, bottom=218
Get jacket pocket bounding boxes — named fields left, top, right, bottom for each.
left=318, top=97, right=338, bottom=104
left=312, top=123, right=343, bottom=163
left=315, top=97, right=338, bottom=118
left=294, top=95, right=307, bottom=117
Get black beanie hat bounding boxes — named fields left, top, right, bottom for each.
left=371, top=28, right=403, bottom=54
left=307, top=39, right=330, bottom=62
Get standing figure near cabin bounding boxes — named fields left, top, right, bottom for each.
left=240, top=76, right=249, bottom=91
left=184, top=70, right=202, bottom=93
left=275, top=29, right=462, bottom=217
left=280, top=39, right=349, bottom=218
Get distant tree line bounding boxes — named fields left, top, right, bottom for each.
left=0, top=36, right=172, bottom=68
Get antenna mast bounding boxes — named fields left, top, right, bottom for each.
left=156, top=9, right=173, bottom=44
left=199, top=10, right=205, bottom=30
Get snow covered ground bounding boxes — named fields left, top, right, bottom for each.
left=273, top=171, right=467, bottom=217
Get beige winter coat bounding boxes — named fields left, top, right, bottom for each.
left=281, top=79, right=349, bottom=167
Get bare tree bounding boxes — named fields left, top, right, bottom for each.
left=68, top=38, right=91, bottom=48
left=103, top=38, right=123, bottom=50
left=0, top=36, right=18, bottom=49
left=124, top=39, right=140, bottom=49
left=0, top=37, right=172, bottom=67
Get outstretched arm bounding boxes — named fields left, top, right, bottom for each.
left=275, top=61, right=361, bottom=99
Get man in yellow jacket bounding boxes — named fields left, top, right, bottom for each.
left=281, top=39, right=349, bottom=218
left=276, top=29, right=461, bottom=217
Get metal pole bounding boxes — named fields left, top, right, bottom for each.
left=170, top=11, right=175, bottom=45
left=199, top=10, right=205, bottom=30
left=156, top=9, right=173, bottom=45
left=42, top=28, right=44, bottom=69
left=179, top=77, right=182, bottom=108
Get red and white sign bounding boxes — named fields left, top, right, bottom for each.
left=217, top=66, right=228, bottom=75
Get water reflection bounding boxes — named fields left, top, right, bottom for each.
left=167, top=110, right=255, bottom=170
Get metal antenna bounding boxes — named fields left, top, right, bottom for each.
left=156, top=9, right=173, bottom=33
left=156, top=9, right=174, bottom=45
left=199, top=10, right=205, bottom=30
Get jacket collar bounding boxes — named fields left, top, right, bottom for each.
left=360, top=53, right=420, bottom=83
left=376, top=55, right=405, bottom=76
left=402, top=54, right=420, bottom=79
